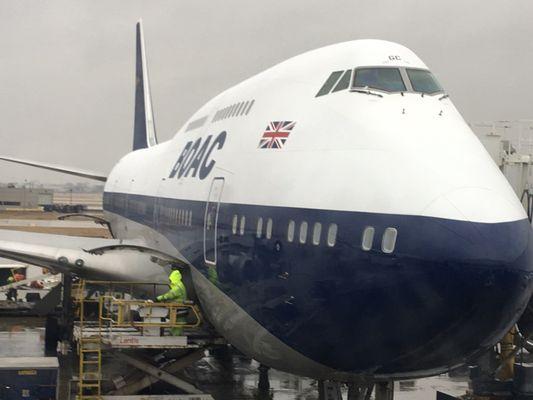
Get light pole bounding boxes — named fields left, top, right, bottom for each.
left=23, top=179, right=27, bottom=209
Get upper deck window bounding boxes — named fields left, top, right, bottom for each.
left=353, top=68, right=406, bottom=92
left=406, top=69, right=443, bottom=94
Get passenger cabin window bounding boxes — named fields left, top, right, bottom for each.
left=382, top=227, right=398, bottom=254
left=239, top=216, right=246, bottom=236
left=316, top=71, right=344, bottom=97
left=287, top=220, right=295, bottom=242
left=361, top=226, right=375, bottom=251
left=232, top=215, right=238, bottom=235
left=327, top=223, right=338, bottom=247
left=206, top=212, right=213, bottom=230
left=312, top=222, right=322, bottom=245
left=299, top=221, right=308, bottom=244
left=266, top=218, right=273, bottom=239
left=353, top=68, right=406, bottom=92
left=256, top=217, right=263, bottom=238
left=406, top=69, right=443, bottom=94
left=332, top=70, right=351, bottom=93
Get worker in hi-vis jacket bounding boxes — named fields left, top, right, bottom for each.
left=156, top=268, right=187, bottom=335
left=6, top=269, right=25, bottom=301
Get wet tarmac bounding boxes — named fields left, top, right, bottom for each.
left=0, top=317, right=470, bottom=399
left=186, top=354, right=469, bottom=400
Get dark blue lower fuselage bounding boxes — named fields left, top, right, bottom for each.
left=104, top=191, right=533, bottom=376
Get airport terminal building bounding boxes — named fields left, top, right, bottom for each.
left=0, top=187, right=53, bottom=209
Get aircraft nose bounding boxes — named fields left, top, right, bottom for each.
left=418, top=187, right=531, bottom=274
left=421, top=187, right=527, bottom=224
left=306, top=189, right=533, bottom=376
left=402, top=215, right=533, bottom=370
left=376, top=195, right=533, bottom=374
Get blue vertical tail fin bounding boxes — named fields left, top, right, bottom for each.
left=133, top=19, right=158, bottom=151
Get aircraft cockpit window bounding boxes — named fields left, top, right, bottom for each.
left=406, top=69, right=443, bottom=94
left=332, top=70, right=351, bottom=93
left=353, top=68, right=406, bottom=92
left=316, top=71, right=344, bottom=97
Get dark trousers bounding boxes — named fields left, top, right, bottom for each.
left=6, top=288, right=17, bottom=301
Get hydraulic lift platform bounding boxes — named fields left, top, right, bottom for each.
left=68, top=279, right=222, bottom=400
left=73, top=325, right=225, bottom=349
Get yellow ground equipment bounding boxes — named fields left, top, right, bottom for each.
left=73, top=280, right=203, bottom=400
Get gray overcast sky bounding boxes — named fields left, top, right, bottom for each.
left=0, top=0, right=532, bottom=184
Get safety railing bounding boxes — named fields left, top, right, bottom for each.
left=73, top=279, right=202, bottom=399
left=98, top=296, right=202, bottom=329
left=73, top=280, right=163, bottom=301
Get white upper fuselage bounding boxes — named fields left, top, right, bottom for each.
left=99, top=38, right=533, bottom=381
left=105, top=39, right=525, bottom=225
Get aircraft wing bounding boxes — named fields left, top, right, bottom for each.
left=0, top=229, right=119, bottom=249
left=0, top=156, right=107, bottom=182
left=0, top=229, right=183, bottom=282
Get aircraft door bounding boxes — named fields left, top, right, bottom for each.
left=204, top=177, right=225, bottom=265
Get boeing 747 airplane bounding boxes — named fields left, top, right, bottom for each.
left=0, top=21, right=532, bottom=383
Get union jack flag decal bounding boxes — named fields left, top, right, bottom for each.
left=258, top=121, right=296, bottom=149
